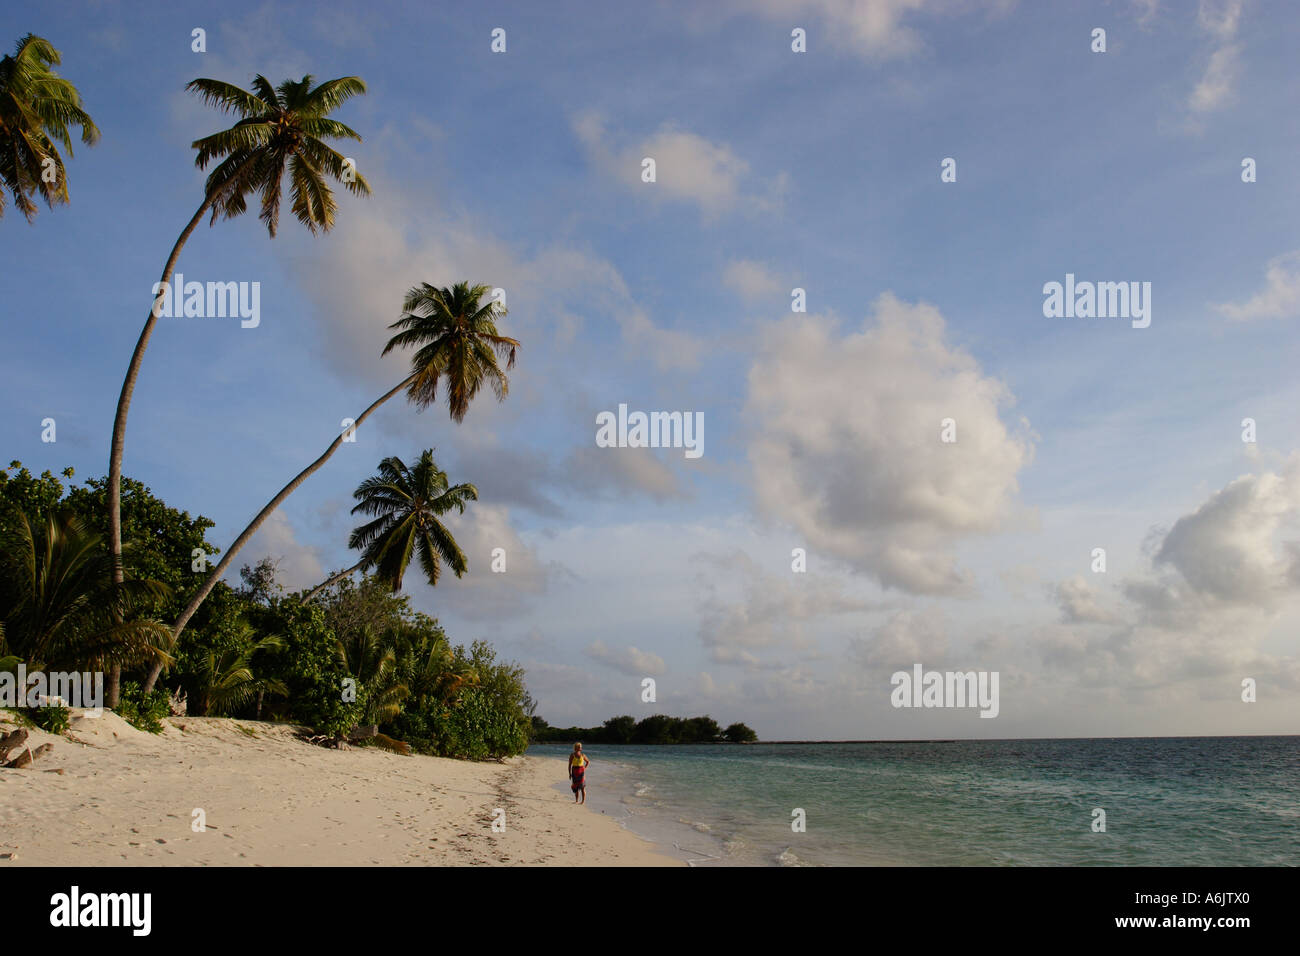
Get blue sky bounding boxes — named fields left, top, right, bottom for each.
left=4, top=0, right=1299, bottom=738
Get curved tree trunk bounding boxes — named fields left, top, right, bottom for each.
left=105, top=197, right=214, bottom=709
left=107, top=158, right=256, bottom=708
left=302, top=560, right=366, bottom=604
left=141, top=373, right=418, bottom=694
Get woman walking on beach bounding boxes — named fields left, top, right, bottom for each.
left=569, top=742, right=589, bottom=804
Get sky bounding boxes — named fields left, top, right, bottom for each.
left=3, top=0, right=1299, bottom=739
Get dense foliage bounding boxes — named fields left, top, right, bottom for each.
left=532, top=714, right=759, bottom=745
left=0, top=463, right=532, bottom=758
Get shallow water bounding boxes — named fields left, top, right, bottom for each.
left=530, top=737, right=1300, bottom=866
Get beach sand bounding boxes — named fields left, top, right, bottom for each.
left=0, top=710, right=682, bottom=867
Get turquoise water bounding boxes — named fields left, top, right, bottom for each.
left=530, top=737, right=1300, bottom=866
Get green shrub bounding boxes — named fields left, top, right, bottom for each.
left=254, top=600, right=362, bottom=738
left=116, top=680, right=169, bottom=734
left=396, top=687, right=528, bottom=761
left=29, top=704, right=70, bottom=735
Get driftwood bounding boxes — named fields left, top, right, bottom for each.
left=0, top=729, right=29, bottom=763
left=294, top=729, right=410, bottom=754
left=5, top=742, right=53, bottom=769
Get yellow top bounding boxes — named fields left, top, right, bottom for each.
left=570, top=753, right=588, bottom=769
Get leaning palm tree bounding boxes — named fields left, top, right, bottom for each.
left=146, top=283, right=518, bottom=693
left=106, top=73, right=371, bottom=706
left=0, top=33, right=99, bottom=221
left=0, top=508, right=171, bottom=674
left=303, top=451, right=477, bottom=602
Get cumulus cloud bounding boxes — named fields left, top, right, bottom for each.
left=722, top=259, right=784, bottom=303
left=1052, top=575, right=1120, bottom=624
left=1034, top=455, right=1300, bottom=692
left=745, top=293, right=1033, bottom=594
left=1214, top=250, right=1300, bottom=322
left=848, top=608, right=949, bottom=670
left=573, top=113, right=785, bottom=217
left=1152, top=456, right=1300, bottom=607
left=583, top=640, right=666, bottom=676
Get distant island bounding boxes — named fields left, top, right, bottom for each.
left=531, top=714, right=757, bottom=745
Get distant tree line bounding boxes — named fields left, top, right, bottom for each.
left=531, top=713, right=758, bottom=745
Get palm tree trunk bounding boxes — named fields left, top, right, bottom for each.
left=141, top=373, right=418, bottom=694
left=106, top=159, right=256, bottom=708
left=105, top=198, right=213, bottom=709
left=302, top=560, right=366, bottom=604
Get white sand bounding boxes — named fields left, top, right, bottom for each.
left=0, top=711, right=681, bottom=866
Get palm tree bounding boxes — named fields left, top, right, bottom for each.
left=303, top=451, right=477, bottom=602
left=184, top=628, right=287, bottom=717
left=147, top=283, right=518, bottom=693
left=106, top=73, right=371, bottom=705
left=383, top=281, right=521, bottom=422
left=399, top=626, right=476, bottom=707
left=0, top=509, right=171, bottom=673
left=336, top=623, right=409, bottom=732
left=0, top=34, right=99, bottom=221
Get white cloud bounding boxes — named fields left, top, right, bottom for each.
left=411, top=503, right=559, bottom=619
left=1187, top=0, right=1246, bottom=115
left=566, top=446, right=688, bottom=502
left=574, top=113, right=784, bottom=218
left=1188, top=43, right=1241, bottom=113
left=1033, top=455, right=1300, bottom=693
left=745, top=293, right=1033, bottom=594
left=740, top=0, right=1010, bottom=61
left=693, top=550, right=881, bottom=665
left=584, top=640, right=666, bottom=676
left=722, top=259, right=784, bottom=303
left=1152, top=455, right=1300, bottom=606
left=1197, top=0, right=1245, bottom=39
left=849, top=608, right=949, bottom=670
left=232, top=510, right=324, bottom=592
left=1052, top=575, right=1120, bottom=624
left=284, top=176, right=703, bottom=384
left=1215, top=250, right=1300, bottom=322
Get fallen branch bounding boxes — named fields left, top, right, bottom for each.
left=5, top=742, right=53, bottom=769
left=0, top=729, right=29, bottom=763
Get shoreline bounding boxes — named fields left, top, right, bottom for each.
left=0, top=711, right=683, bottom=867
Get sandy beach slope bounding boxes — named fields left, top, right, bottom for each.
left=0, top=711, right=681, bottom=867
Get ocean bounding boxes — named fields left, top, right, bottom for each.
left=529, top=737, right=1299, bottom=866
